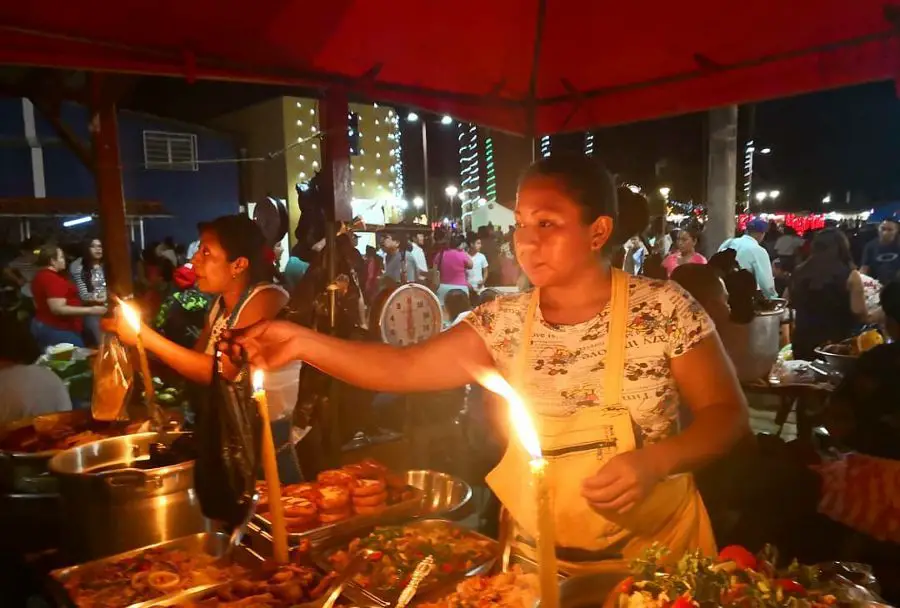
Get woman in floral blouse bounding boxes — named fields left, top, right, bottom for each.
left=226, top=155, right=749, bottom=573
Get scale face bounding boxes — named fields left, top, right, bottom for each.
left=377, top=283, right=443, bottom=346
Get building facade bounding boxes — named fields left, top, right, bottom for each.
left=214, top=97, right=404, bottom=241
left=0, top=97, right=240, bottom=248
left=454, top=126, right=596, bottom=214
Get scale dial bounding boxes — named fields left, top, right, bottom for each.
left=377, top=284, right=443, bottom=346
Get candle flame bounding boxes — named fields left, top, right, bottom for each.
left=252, top=369, right=265, bottom=393
left=117, top=298, right=142, bottom=333
left=477, top=370, right=542, bottom=461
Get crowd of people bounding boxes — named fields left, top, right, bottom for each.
left=1, top=154, right=900, bottom=589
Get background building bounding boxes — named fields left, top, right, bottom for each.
left=215, top=97, right=404, bottom=242
left=0, top=97, right=239, bottom=247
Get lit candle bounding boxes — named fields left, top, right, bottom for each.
left=118, top=299, right=161, bottom=428
left=252, top=370, right=289, bottom=564
left=480, top=371, right=559, bottom=608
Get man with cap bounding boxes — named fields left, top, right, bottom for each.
left=718, top=217, right=777, bottom=298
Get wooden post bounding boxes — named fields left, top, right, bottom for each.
left=317, top=89, right=352, bottom=469
left=89, top=73, right=133, bottom=297
left=319, top=89, right=352, bottom=225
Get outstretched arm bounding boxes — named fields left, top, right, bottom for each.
left=232, top=320, right=493, bottom=393
left=105, top=289, right=287, bottom=385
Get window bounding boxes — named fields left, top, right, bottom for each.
left=143, top=131, right=198, bottom=171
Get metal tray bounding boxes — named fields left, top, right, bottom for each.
left=251, top=484, right=425, bottom=548
left=140, top=571, right=376, bottom=608
left=142, top=584, right=381, bottom=608
left=49, top=531, right=264, bottom=608
left=551, top=572, right=629, bottom=608
left=505, top=553, right=569, bottom=580
left=311, top=518, right=499, bottom=607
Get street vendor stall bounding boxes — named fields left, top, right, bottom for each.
left=1, top=2, right=899, bottom=607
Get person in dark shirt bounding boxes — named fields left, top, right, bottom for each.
left=824, top=280, right=900, bottom=459
left=860, top=219, right=900, bottom=284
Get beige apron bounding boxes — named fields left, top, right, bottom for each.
left=486, top=268, right=715, bottom=575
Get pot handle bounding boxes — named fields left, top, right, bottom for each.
left=102, top=470, right=164, bottom=491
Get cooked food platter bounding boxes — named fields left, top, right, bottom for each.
left=251, top=459, right=425, bottom=546
left=312, top=519, right=499, bottom=607
left=48, top=532, right=264, bottom=608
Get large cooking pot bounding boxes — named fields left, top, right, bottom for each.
left=48, top=431, right=210, bottom=561
left=0, top=410, right=87, bottom=494
left=0, top=410, right=147, bottom=494
left=720, top=298, right=788, bottom=383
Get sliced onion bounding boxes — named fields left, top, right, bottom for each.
left=147, top=570, right=181, bottom=591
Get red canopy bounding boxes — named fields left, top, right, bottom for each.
left=0, top=1, right=896, bottom=134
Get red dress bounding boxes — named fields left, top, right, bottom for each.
left=31, top=268, right=83, bottom=332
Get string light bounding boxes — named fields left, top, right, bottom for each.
left=584, top=132, right=594, bottom=156
left=540, top=135, right=551, bottom=158
left=485, top=137, right=496, bottom=202
left=289, top=96, right=402, bottom=205
left=458, top=122, right=480, bottom=209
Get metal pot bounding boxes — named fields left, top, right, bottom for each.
left=48, top=431, right=210, bottom=561
left=0, top=410, right=148, bottom=494
left=0, top=410, right=89, bottom=494
left=722, top=298, right=788, bottom=382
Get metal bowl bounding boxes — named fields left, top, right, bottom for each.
left=814, top=346, right=858, bottom=375
left=405, top=469, right=473, bottom=521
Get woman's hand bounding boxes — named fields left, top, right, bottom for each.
left=100, top=309, right=138, bottom=346
left=91, top=305, right=108, bottom=316
left=224, top=321, right=304, bottom=371
left=581, top=450, right=664, bottom=514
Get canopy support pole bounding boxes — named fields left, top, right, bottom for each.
left=319, top=87, right=352, bottom=329
left=525, top=0, right=548, bottom=142
left=704, top=105, right=738, bottom=256
left=90, top=73, right=133, bottom=297
left=318, top=88, right=352, bottom=470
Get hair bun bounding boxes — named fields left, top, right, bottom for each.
left=613, top=187, right=650, bottom=246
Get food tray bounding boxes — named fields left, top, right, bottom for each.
left=142, top=585, right=380, bottom=608
left=312, top=518, right=499, bottom=607
left=49, top=532, right=265, bottom=608
left=251, top=485, right=425, bottom=547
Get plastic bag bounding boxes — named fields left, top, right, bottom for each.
left=91, top=334, right=134, bottom=421
left=193, top=356, right=262, bottom=529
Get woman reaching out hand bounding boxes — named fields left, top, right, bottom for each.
left=227, top=155, right=749, bottom=573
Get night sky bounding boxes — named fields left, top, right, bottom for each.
left=587, top=81, right=900, bottom=213
left=126, top=77, right=900, bottom=215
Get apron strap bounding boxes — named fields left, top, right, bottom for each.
left=515, top=268, right=629, bottom=404
left=604, top=268, right=629, bottom=407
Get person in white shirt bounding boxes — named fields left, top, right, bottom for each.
left=0, top=315, right=72, bottom=425
left=409, top=239, right=428, bottom=282
left=466, top=237, right=489, bottom=292
left=773, top=226, right=804, bottom=271
left=718, top=218, right=777, bottom=298
left=622, top=236, right=647, bottom=275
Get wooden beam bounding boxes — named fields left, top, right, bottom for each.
left=89, top=72, right=133, bottom=297
left=319, top=88, right=352, bottom=223
left=30, top=97, right=93, bottom=169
